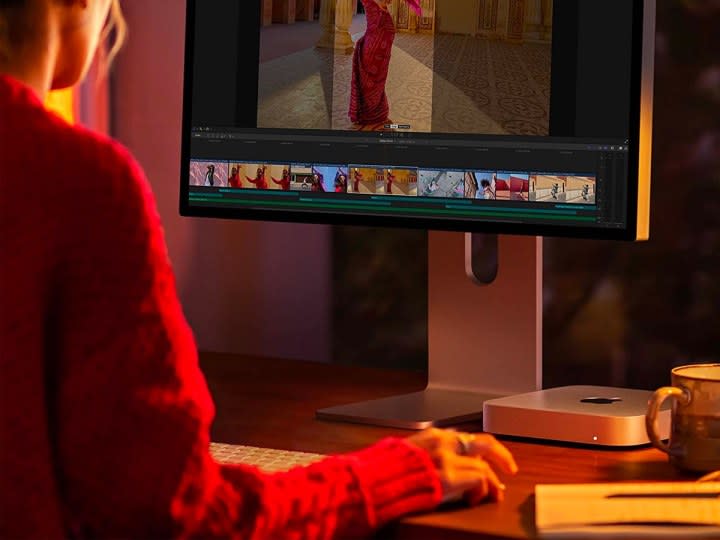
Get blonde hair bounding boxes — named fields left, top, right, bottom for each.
left=102, top=0, right=127, bottom=68
left=0, top=0, right=127, bottom=71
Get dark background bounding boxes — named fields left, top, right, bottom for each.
left=333, top=1, right=720, bottom=390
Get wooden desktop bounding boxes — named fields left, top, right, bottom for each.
left=200, top=352, right=696, bottom=540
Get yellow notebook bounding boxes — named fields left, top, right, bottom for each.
left=535, top=481, right=720, bottom=538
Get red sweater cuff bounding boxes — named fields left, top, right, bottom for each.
left=348, top=437, right=442, bottom=528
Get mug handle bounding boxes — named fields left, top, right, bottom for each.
left=645, top=386, right=690, bottom=454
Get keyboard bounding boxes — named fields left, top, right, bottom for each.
left=210, top=442, right=326, bottom=473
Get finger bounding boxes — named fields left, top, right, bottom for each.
left=455, top=455, right=505, bottom=501
left=465, top=476, right=489, bottom=505
left=466, top=479, right=504, bottom=506
left=465, top=434, right=518, bottom=474
left=470, top=457, right=505, bottom=501
left=464, top=465, right=505, bottom=505
left=485, top=466, right=506, bottom=502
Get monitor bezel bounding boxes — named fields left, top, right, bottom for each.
left=178, top=0, right=650, bottom=241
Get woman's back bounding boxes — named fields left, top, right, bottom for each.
left=0, top=73, right=206, bottom=538
left=0, top=75, right=110, bottom=538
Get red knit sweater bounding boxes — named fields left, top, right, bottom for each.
left=0, top=75, right=442, bottom=539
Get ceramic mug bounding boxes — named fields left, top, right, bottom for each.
left=646, top=364, right=720, bottom=473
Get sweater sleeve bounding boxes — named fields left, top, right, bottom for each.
left=53, top=140, right=442, bottom=539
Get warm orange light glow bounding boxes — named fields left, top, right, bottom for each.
left=637, top=122, right=652, bottom=241
left=635, top=1, right=655, bottom=242
left=45, top=88, right=74, bottom=124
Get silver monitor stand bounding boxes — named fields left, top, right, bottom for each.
left=316, top=232, right=542, bottom=429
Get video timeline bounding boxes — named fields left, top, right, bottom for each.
left=189, top=160, right=597, bottom=205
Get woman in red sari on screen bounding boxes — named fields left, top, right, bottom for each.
left=386, top=169, right=396, bottom=194
left=335, top=172, right=348, bottom=192
left=352, top=168, right=364, bottom=192
left=349, top=0, right=421, bottom=128
left=272, top=168, right=291, bottom=190
left=228, top=166, right=242, bottom=188
left=310, top=172, right=325, bottom=192
left=246, top=165, right=268, bottom=189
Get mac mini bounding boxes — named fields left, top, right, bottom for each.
left=482, top=386, right=671, bottom=447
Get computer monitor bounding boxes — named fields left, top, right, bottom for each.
left=179, top=0, right=655, bottom=431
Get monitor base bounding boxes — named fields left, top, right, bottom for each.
left=317, top=233, right=542, bottom=431
left=316, top=389, right=500, bottom=430
left=482, top=385, right=672, bottom=447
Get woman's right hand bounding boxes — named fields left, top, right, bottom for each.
left=406, top=428, right=518, bottom=504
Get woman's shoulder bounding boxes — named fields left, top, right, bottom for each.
left=12, top=109, right=157, bottom=236
left=52, top=113, right=139, bottom=181
left=35, top=108, right=150, bottom=203
left=1, top=80, right=139, bottom=187
left=1, top=78, right=156, bottom=233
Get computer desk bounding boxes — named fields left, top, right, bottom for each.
left=200, top=352, right=696, bottom=540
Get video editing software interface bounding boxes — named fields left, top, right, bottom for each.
left=184, top=0, right=639, bottom=233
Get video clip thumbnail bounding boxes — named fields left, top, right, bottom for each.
left=190, top=160, right=229, bottom=188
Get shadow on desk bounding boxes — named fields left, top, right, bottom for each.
left=378, top=495, right=536, bottom=540
left=600, top=459, right=703, bottom=481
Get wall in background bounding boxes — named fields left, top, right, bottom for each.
left=542, top=2, right=720, bottom=389
left=111, top=0, right=332, bottom=362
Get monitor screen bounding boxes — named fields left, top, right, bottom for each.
left=180, top=0, right=654, bottom=240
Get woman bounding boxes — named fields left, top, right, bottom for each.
left=349, top=0, right=421, bottom=127
left=335, top=172, right=347, bottom=193
left=271, top=167, right=291, bottom=190
left=352, top=167, right=364, bottom=192
left=311, top=172, right=325, bottom=192
left=204, top=163, right=216, bottom=187
left=481, top=179, right=496, bottom=200
left=229, top=165, right=242, bottom=188
left=246, top=165, right=268, bottom=189
left=386, top=169, right=396, bottom=194
left=349, top=0, right=395, bottom=127
left=0, top=1, right=517, bottom=538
